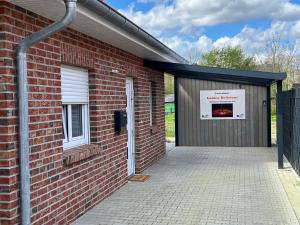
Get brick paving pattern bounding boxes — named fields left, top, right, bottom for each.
left=73, top=147, right=299, bottom=225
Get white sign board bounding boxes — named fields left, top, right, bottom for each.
left=200, top=89, right=245, bottom=120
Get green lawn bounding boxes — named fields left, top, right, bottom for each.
left=165, top=113, right=175, bottom=138
left=271, top=114, right=276, bottom=123
left=165, top=113, right=277, bottom=141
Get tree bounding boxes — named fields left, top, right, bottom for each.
left=200, top=46, right=257, bottom=70
left=186, top=48, right=201, bottom=64
left=164, top=73, right=174, bottom=95
left=257, top=33, right=300, bottom=90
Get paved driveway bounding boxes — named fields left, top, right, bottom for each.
left=73, top=147, right=299, bottom=225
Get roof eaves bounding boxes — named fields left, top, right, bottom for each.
left=145, top=60, right=287, bottom=81
left=78, top=0, right=188, bottom=63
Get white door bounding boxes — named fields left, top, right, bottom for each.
left=126, top=78, right=135, bottom=176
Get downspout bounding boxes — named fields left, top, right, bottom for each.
left=16, top=1, right=77, bottom=224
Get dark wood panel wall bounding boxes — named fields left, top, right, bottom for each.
left=177, top=78, right=268, bottom=147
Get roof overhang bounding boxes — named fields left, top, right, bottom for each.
left=145, top=60, right=286, bottom=86
left=11, top=0, right=187, bottom=63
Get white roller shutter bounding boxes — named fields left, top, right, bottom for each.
left=61, top=65, right=89, bottom=103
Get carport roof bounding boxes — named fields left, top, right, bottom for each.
left=145, top=60, right=286, bottom=86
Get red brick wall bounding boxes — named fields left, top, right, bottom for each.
left=0, top=1, right=166, bottom=224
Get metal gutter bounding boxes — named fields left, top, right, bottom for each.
left=77, top=0, right=187, bottom=64
left=16, top=1, right=77, bottom=224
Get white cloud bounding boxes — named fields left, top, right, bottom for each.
left=272, top=2, right=300, bottom=21
left=115, top=0, right=300, bottom=62
left=120, top=0, right=300, bottom=35
left=159, top=35, right=213, bottom=60
left=136, top=0, right=154, bottom=3
left=291, top=21, right=300, bottom=37
left=159, top=21, right=300, bottom=60
left=136, top=0, right=170, bottom=3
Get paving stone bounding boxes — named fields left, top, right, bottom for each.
left=73, top=147, right=299, bottom=225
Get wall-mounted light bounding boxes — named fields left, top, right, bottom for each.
left=263, top=100, right=267, bottom=106
left=112, top=69, right=119, bottom=73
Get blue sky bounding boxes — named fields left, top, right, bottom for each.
left=107, top=0, right=300, bottom=61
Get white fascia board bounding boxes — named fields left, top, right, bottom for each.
left=11, top=0, right=180, bottom=63
left=75, top=4, right=177, bottom=62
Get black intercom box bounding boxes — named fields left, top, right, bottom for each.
left=114, top=111, right=127, bottom=133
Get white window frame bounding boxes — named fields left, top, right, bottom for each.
left=61, top=65, right=90, bottom=150
left=62, top=103, right=90, bottom=150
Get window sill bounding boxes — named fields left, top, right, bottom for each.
left=150, top=125, right=159, bottom=134
left=63, top=144, right=102, bottom=166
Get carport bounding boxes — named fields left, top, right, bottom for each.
left=145, top=60, right=287, bottom=169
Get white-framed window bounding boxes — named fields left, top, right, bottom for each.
left=61, top=65, right=90, bottom=150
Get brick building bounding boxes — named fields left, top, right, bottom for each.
left=0, top=0, right=185, bottom=224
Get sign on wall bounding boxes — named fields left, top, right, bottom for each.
left=200, top=89, right=246, bottom=120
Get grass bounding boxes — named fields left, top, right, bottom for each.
left=165, top=113, right=175, bottom=138
left=271, top=114, right=276, bottom=123
left=278, top=169, right=300, bottom=222
left=165, top=112, right=278, bottom=141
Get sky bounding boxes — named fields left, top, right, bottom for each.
left=106, top=0, right=300, bottom=61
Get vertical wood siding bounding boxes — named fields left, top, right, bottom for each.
left=177, top=78, right=268, bottom=147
